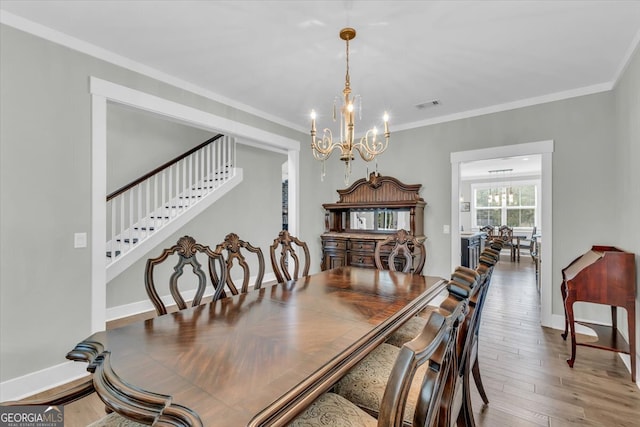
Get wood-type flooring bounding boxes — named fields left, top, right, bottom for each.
left=25, top=255, right=640, bottom=426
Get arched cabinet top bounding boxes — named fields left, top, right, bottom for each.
left=323, top=172, right=426, bottom=209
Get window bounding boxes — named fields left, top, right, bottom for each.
left=472, top=181, right=538, bottom=229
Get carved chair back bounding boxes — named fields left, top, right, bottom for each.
left=498, top=225, right=514, bottom=242
left=498, top=225, right=515, bottom=259
left=374, top=229, right=426, bottom=274
left=145, top=235, right=227, bottom=316
left=269, top=230, right=311, bottom=283
left=479, top=225, right=496, bottom=238
left=212, top=233, right=265, bottom=298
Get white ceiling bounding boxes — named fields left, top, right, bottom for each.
left=1, top=0, right=639, bottom=137
left=460, top=154, right=541, bottom=180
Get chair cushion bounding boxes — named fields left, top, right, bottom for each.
left=386, top=316, right=427, bottom=347
left=289, top=392, right=377, bottom=427
left=333, top=343, right=427, bottom=424
left=86, top=412, right=147, bottom=427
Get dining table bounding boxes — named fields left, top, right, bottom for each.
left=66, top=267, right=447, bottom=426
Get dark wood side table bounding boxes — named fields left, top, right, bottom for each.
left=561, top=246, right=636, bottom=382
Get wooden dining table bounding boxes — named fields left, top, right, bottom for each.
left=67, top=267, right=447, bottom=426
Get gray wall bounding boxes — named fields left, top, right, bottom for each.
left=0, top=24, right=302, bottom=383
left=1, top=20, right=638, bottom=386
left=107, top=104, right=215, bottom=193
left=615, top=42, right=640, bottom=375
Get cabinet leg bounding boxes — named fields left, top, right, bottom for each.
left=561, top=283, right=568, bottom=340
left=566, top=301, right=577, bottom=368
left=629, top=305, right=636, bottom=382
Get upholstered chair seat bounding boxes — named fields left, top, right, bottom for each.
left=288, top=392, right=377, bottom=427
left=332, top=342, right=429, bottom=425
left=385, top=314, right=433, bottom=348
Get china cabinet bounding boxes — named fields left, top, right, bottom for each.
left=321, top=173, right=426, bottom=270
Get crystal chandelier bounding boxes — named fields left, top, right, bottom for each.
left=310, top=27, right=390, bottom=184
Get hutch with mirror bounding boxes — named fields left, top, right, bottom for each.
left=321, top=173, right=426, bottom=270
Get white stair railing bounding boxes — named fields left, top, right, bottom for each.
left=106, top=135, right=236, bottom=266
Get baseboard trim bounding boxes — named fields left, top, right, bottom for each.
left=549, top=314, right=637, bottom=387
left=0, top=361, right=88, bottom=402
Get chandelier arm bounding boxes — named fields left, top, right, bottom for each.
left=353, top=129, right=390, bottom=161
left=311, top=128, right=344, bottom=160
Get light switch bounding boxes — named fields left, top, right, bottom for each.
left=443, top=225, right=450, bottom=234
left=74, top=232, right=87, bottom=248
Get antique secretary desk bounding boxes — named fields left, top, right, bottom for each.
left=320, top=173, right=426, bottom=271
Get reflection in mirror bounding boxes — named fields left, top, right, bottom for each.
left=350, top=210, right=410, bottom=231
left=350, top=211, right=375, bottom=230
left=378, top=210, right=410, bottom=231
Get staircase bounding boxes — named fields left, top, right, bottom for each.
left=106, top=134, right=242, bottom=282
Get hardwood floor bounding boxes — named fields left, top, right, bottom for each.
left=30, top=256, right=640, bottom=426
left=471, top=254, right=640, bottom=426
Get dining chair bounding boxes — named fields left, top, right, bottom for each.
left=145, top=235, right=227, bottom=316
left=497, top=225, right=516, bottom=261
left=479, top=225, right=496, bottom=238
left=527, top=226, right=538, bottom=261
left=386, top=266, right=479, bottom=349
left=269, top=230, right=310, bottom=282
left=332, top=276, right=477, bottom=426
left=0, top=378, right=146, bottom=427
left=289, top=298, right=467, bottom=427
left=212, top=232, right=265, bottom=297
left=374, top=229, right=426, bottom=274
left=465, top=247, right=501, bottom=406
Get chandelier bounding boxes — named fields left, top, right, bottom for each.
left=310, top=27, right=390, bottom=184
left=488, top=169, right=514, bottom=204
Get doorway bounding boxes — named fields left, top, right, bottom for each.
left=450, top=141, right=553, bottom=327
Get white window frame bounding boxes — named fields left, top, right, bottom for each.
left=471, top=179, right=540, bottom=232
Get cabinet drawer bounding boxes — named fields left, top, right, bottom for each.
left=349, top=240, right=376, bottom=251
left=323, top=239, right=347, bottom=250
left=348, top=253, right=376, bottom=268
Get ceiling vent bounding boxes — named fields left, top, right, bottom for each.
left=415, top=100, right=440, bottom=109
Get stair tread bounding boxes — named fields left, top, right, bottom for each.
left=116, top=238, right=139, bottom=243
